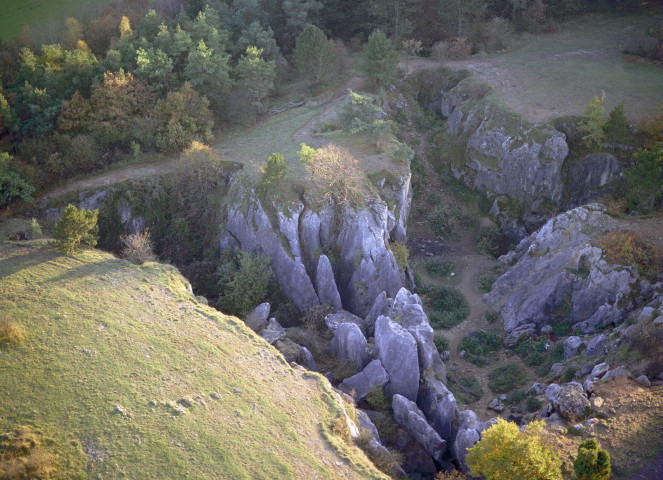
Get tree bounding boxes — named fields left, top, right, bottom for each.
left=437, top=0, right=487, bottom=37
left=466, top=418, right=562, bottom=480
left=574, top=438, right=611, bottom=480
left=292, top=24, right=335, bottom=87
left=218, top=250, right=273, bottom=316
left=368, top=0, right=418, bottom=39
left=52, top=204, right=99, bottom=255
left=235, top=21, right=283, bottom=64
left=119, top=16, right=133, bottom=39
left=624, top=143, right=663, bottom=213
left=337, top=91, right=392, bottom=134
left=263, top=0, right=322, bottom=50
left=362, top=29, right=399, bottom=85
left=184, top=40, right=232, bottom=112
left=0, top=152, right=35, bottom=208
left=63, top=18, right=83, bottom=50
left=259, top=152, right=286, bottom=191
left=135, top=46, right=173, bottom=92
left=235, top=46, right=276, bottom=114
left=603, top=103, right=630, bottom=146
left=579, top=95, right=607, bottom=150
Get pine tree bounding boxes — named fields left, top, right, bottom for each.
left=362, top=29, right=399, bottom=85
left=292, top=24, right=335, bottom=87
left=235, top=46, right=276, bottom=113
left=52, top=204, right=99, bottom=255
left=573, top=439, right=611, bottom=480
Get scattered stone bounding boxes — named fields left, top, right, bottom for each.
left=488, top=397, right=505, bottom=412
left=245, top=303, right=270, bottom=332
left=338, top=360, right=389, bottom=402
left=114, top=405, right=129, bottom=417
left=210, top=392, right=221, bottom=400
left=564, top=336, right=584, bottom=359
left=591, top=363, right=610, bottom=379
left=602, top=366, right=632, bottom=382
left=584, top=334, right=608, bottom=356
left=551, top=363, right=563, bottom=377
left=637, top=375, right=651, bottom=388
left=590, top=397, right=604, bottom=411
left=259, top=318, right=286, bottom=345
left=392, top=394, right=446, bottom=461
left=585, top=418, right=598, bottom=428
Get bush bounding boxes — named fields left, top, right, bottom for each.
left=0, top=152, right=36, bottom=208
left=52, top=204, right=99, bottom=255
left=259, top=152, right=287, bottom=193
left=447, top=375, right=483, bottom=404
left=526, top=396, right=542, bottom=412
left=603, top=103, right=631, bottom=146
left=562, top=365, right=577, bottom=383
left=0, top=426, right=57, bottom=479
left=434, top=335, right=450, bottom=353
left=218, top=251, right=273, bottom=317
left=579, top=95, right=607, bottom=150
left=574, top=438, right=611, bottom=480
left=466, top=419, right=562, bottom=480
left=29, top=218, right=42, bottom=239
left=457, top=329, right=502, bottom=366
left=598, top=230, right=662, bottom=281
left=425, top=259, right=456, bottom=279
left=428, top=204, right=469, bottom=239
left=365, top=386, right=391, bottom=411
left=627, top=318, right=663, bottom=377
left=623, top=144, right=663, bottom=214
left=477, top=273, right=497, bottom=293
left=433, top=37, right=472, bottom=60
left=120, top=229, right=156, bottom=265
left=485, top=309, right=499, bottom=323
left=362, top=29, right=399, bottom=85
left=488, top=364, right=530, bottom=393
left=0, top=315, right=24, bottom=345
left=299, top=143, right=363, bottom=206
left=622, top=28, right=662, bottom=61
left=393, top=142, right=415, bottom=163
left=474, top=226, right=501, bottom=257
left=390, top=242, right=409, bottom=270
left=427, top=285, right=470, bottom=329
left=337, top=91, right=392, bottom=135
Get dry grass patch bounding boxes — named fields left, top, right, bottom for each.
left=0, top=315, right=24, bottom=345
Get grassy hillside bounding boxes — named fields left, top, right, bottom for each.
left=0, top=0, right=106, bottom=41
left=0, top=240, right=386, bottom=480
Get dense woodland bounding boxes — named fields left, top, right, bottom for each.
left=0, top=0, right=660, bottom=209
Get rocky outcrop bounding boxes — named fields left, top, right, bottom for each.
left=417, top=372, right=457, bottom=442
left=338, top=360, right=389, bottom=401
left=325, top=311, right=366, bottom=335
left=259, top=318, right=286, bottom=344
left=547, top=382, right=591, bottom=422
left=564, top=153, right=621, bottom=206
left=487, top=204, right=638, bottom=340
left=315, top=254, right=343, bottom=309
left=245, top=303, right=270, bottom=332
left=392, top=394, right=446, bottom=461
left=389, top=288, right=436, bottom=370
left=374, top=316, right=420, bottom=401
left=330, top=323, right=370, bottom=369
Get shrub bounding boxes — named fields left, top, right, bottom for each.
left=466, top=419, right=562, bottom=480
left=434, top=335, right=450, bottom=353
left=427, top=285, right=470, bottom=329
left=485, top=309, right=499, bottom=323
left=0, top=152, right=36, bottom=208
left=390, top=242, right=409, bottom=270
left=603, top=103, right=631, bottom=146
left=447, top=375, right=483, bottom=404
left=362, top=29, right=399, bottom=85
left=627, top=318, right=663, bottom=377
left=428, top=204, right=468, bottom=239
left=562, top=366, right=577, bottom=383
left=331, top=417, right=351, bottom=443
left=218, top=251, right=273, bottom=317
left=526, top=396, right=542, bottom=412
left=393, top=142, right=415, bottom=163
left=638, top=107, right=663, bottom=149
left=435, top=470, right=469, bottom=479
left=488, top=364, right=530, bottom=393
left=477, top=273, right=497, bottom=293
left=505, top=388, right=527, bottom=406
left=579, top=95, right=607, bottom=150
left=337, top=91, right=392, bottom=135
left=29, top=218, right=42, bottom=239
left=299, top=143, right=364, bottom=206
left=458, top=329, right=502, bottom=366
left=52, top=204, right=99, bottom=255
left=0, top=315, right=24, bottom=345
left=475, top=226, right=501, bottom=257
left=598, top=230, right=662, bottom=281
left=0, top=426, right=57, bottom=479
left=426, top=259, right=456, bottom=279
left=365, top=386, right=391, bottom=411
left=622, top=30, right=662, bottom=61
left=259, top=153, right=287, bottom=193
left=574, top=438, right=611, bottom=480
left=623, top=144, right=663, bottom=214
left=435, top=37, right=472, bottom=60
left=120, top=229, right=156, bottom=265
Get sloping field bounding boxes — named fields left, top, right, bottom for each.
left=0, top=241, right=386, bottom=480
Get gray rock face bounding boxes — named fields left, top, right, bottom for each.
left=338, top=360, right=389, bottom=402
left=602, top=366, right=632, bottom=381
left=487, top=205, right=638, bottom=340
left=365, top=291, right=389, bottom=336
left=565, top=153, right=621, bottom=206
left=417, top=372, right=457, bottom=442
left=245, top=303, right=270, bottom=332
left=259, top=319, right=286, bottom=344
left=549, top=382, right=591, bottom=422
left=488, top=397, right=505, bottom=412
left=392, top=394, right=446, bottom=461
left=584, top=334, right=608, bottom=356
left=389, top=288, right=438, bottom=370
left=325, top=311, right=366, bottom=335
left=330, top=323, right=370, bottom=369
left=564, top=336, right=584, bottom=359
left=275, top=338, right=317, bottom=371
left=374, top=316, right=420, bottom=401
left=315, top=254, right=342, bottom=309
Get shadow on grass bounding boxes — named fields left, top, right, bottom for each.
left=43, top=257, right=124, bottom=285
left=0, top=244, right=60, bottom=279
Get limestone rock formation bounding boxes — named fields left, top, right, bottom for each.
left=338, top=360, right=389, bottom=402
left=330, top=323, right=370, bottom=369
left=392, top=394, right=446, bottom=461
left=374, top=316, right=420, bottom=401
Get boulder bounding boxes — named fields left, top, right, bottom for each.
left=325, top=311, right=366, bottom=335
left=551, top=363, right=563, bottom=377
left=591, top=363, right=610, bottom=379
left=549, top=382, right=591, bottom=422
left=245, top=303, right=270, bottom=332
left=637, top=375, right=651, bottom=388
left=564, top=336, right=584, bottom=359
left=488, top=397, right=505, bottom=412
left=259, top=319, right=285, bottom=344
left=357, top=409, right=380, bottom=439
left=392, top=394, right=446, bottom=461
left=330, top=323, right=370, bottom=369
left=374, top=316, right=420, bottom=401
left=338, top=360, right=389, bottom=402
left=364, top=291, right=389, bottom=336
left=389, top=288, right=437, bottom=370
left=457, top=410, right=481, bottom=431
left=602, top=366, right=632, bottom=382
left=417, top=372, right=457, bottom=442
left=584, top=334, right=608, bottom=356
left=275, top=338, right=317, bottom=371
left=315, top=255, right=343, bottom=310
left=454, top=428, right=481, bottom=472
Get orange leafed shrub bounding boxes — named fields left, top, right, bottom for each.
left=598, top=230, right=662, bottom=280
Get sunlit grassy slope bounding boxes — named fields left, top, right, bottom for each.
left=0, top=241, right=386, bottom=480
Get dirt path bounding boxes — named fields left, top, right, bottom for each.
left=38, top=156, right=182, bottom=204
